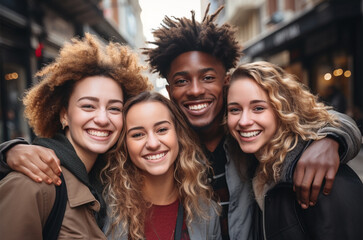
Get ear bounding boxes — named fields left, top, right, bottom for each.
left=60, top=108, right=68, bottom=129
left=224, top=74, right=230, bottom=86
left=166, top=84, right=171, bottom=98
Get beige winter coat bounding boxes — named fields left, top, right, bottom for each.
left=0, top=167, right=106, bottom=240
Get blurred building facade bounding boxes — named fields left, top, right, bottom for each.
left=0, top=0, right=144, bottom=142
left=205, top=0, right=363, bottom=135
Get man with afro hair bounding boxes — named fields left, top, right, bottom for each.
left=143, top=4, right=361, bottom=240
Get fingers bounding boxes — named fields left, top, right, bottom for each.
left=6, top=144, right=62, bottom=186
left=294, top=165, right=338, bottom=209
left=308, top=170, right=325, bottom=206
left=32, top=157, right=62, bottom=185
left=17, top=165, right=43, bottom=183
left=38, top=148, right=62, bottom=185
left=294, top=167, right=315, bottom=209
left=322, top=168, right=336, bottom=195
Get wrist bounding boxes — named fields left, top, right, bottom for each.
left=325, top=133, right=345, bottom=160
left=1, top=138, right=29, bottom=164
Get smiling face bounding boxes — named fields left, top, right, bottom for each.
left=166, top=51, right=228, bottom=130
left=61, top=76, right=124, bottom=163
left=125, top=101, right=179, bottom=178
left=227, top=77, right=278, bottom=156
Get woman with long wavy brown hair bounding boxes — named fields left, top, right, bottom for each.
left=102, top=91, right=220, bottom=240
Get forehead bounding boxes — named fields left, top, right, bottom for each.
left=228, top=77, right=268, bottom=101
left=167, top=51, right=226, bottom=79
left=126, top=101, right=173, bottom=126
left=71, top=76, right=124, bottom=100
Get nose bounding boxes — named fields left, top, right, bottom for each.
left=187, top=79, right=205, bottom=97
left=94, top=109, right=110, bottom=126
left=145, top=133, right=161, bottom=150
left=238, top=111, right=254, bottom=127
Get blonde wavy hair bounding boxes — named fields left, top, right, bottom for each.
left=229, top=61, right=339, bottom=184
left=23, top=33, right=152, bottom=137
left=102, top=91, right=214, bottom=239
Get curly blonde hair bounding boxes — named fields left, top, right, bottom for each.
left=102, top=91, right=214, bottom=239
left=23, top=33, right=152, bottom=137
left=229, top=61, right=339, bottom=184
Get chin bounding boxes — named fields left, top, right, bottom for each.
left=190, top=120, right=215, bottom=131
left=239, top=145, right=259, bottom=154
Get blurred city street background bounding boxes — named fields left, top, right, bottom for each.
left=1, top=0, right=362, bottom=175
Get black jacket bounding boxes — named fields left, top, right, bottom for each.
left=253, top=140, right=363, bottom=240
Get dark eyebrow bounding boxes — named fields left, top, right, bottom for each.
left=154, top=120, right=171, bottom=127
left=198, top=67, right=216, bottom=74
left=78, top=96, right=123, bottom=104
left=127, top=120, right=171, bottom=134
left=250, top=100, right=267, bottom=104
left=227, top=100, right=267, bottom=106
left=171, top=67, right=217, bottom=79
left=127, top=126, right=144, bottom=134
left=109, top=99, right=124, bottom=105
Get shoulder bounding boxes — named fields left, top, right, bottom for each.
left=190, top=200, right=221, bottom=234
left=0, top=171, right=57, bottom=225
left=0, top=171, right=55, bottom=197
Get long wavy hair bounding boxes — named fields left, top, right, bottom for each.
left=229, top=61, right=339, bottom=184
left=102, top=91, right=214, bottom=239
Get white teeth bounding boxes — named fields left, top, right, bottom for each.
left=87, top=130, right=110, bottom=137
left=239, top=131, right=261, bottom=138
left=188, top=103, right=208, bottom=110
left=145, top=152, right=166, bottom=160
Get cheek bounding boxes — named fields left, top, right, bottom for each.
left=267, top=113, right=279, bottom=136
left=114, top=117, right=123, bottom=133
left=169, top=132, right=179, bottom=155
left=169, top=87, right=183, bottom=101
left=126, top=139, right=138, bottom=159
left=227, top=115, right=238, bottom=130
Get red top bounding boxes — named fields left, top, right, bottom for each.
left=144, top=199, right=190, bottom=240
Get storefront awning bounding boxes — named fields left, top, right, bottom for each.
left=243, top=0, right=362, bottom=58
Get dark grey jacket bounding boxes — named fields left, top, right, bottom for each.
left=252, top=138, right=363, bottom=240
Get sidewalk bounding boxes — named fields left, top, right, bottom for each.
left=348, top=146, right=363, bottom=182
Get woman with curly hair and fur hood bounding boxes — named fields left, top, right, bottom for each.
left=103, top=91, right=221, bottom=240
left=227, top=61, right=363, bottom=240
left=0, top=33, right=151, bottom=239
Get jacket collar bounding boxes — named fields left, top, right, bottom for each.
left=33, top=134, right=91, bottom=187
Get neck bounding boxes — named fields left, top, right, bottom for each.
left=197, top=122, right=225, bottom=152
left=195, top=112, right=225, bottom=152
left=65, top=131, right=97, bottom=173
left=82, top=156, right=97, bottom=173
left=143, top=168, right=178, bottom=205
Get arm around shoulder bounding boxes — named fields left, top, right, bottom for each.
left=0, top=138, right=29, bottom=176
left=318, top=110, right=362, bottom=163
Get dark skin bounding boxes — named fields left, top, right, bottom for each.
left=5, top=51, right=341, bottom=209
left=165, top=51, right=340, bottom=209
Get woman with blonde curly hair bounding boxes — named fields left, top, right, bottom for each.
left=0, top=33, right=151, bottom=239
left=103, top=91, right=221, bottom=240
left=227, top=61, right=363, bottom=239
